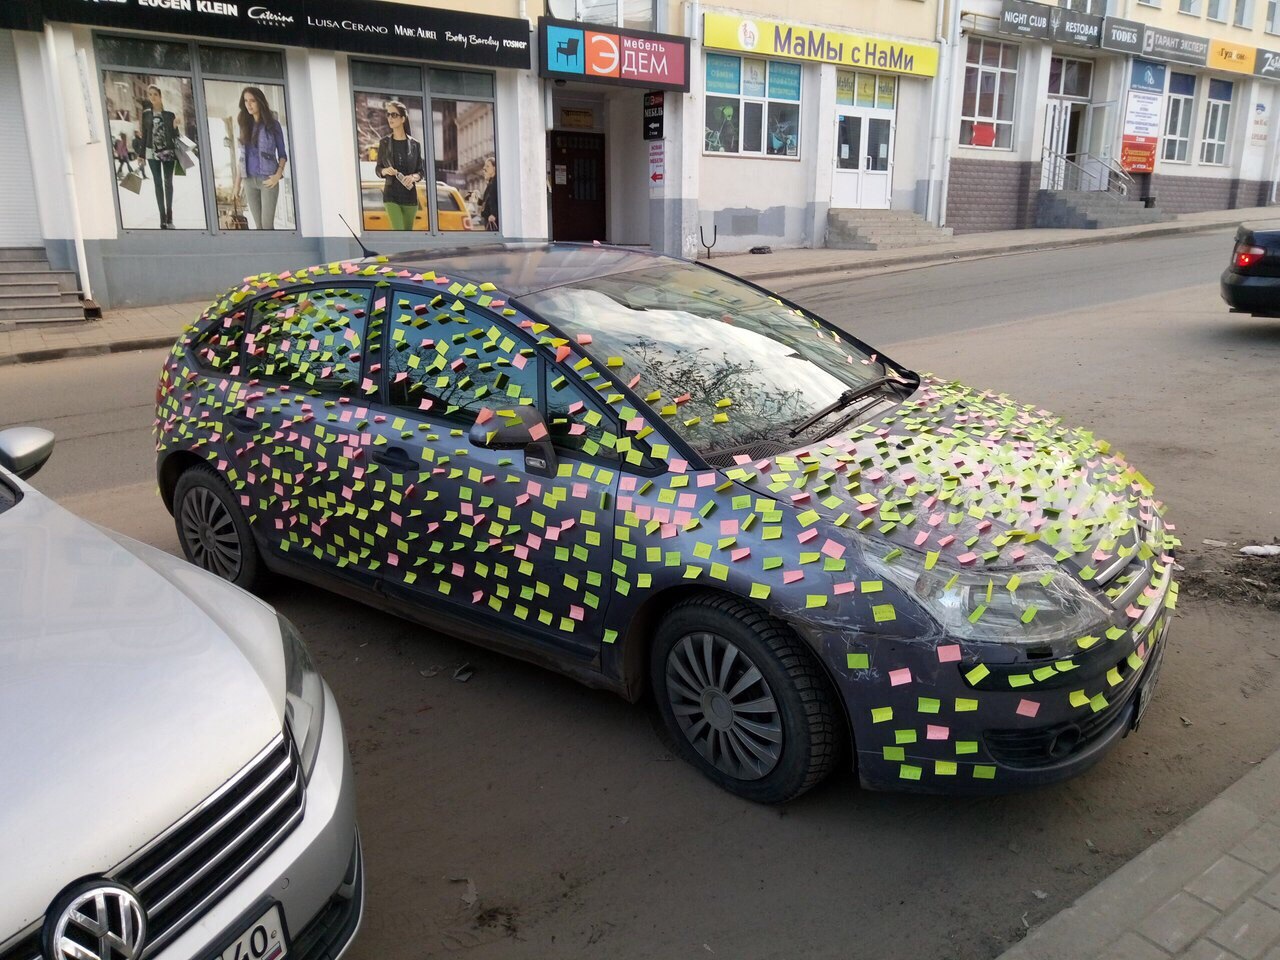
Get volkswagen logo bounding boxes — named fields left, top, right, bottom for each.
left=42, top=881, right=146, bottom=960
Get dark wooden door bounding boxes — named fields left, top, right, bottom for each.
left=548, top=132, right=606, bottom=242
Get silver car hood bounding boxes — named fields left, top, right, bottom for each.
left=0, top=479, right=285, bottom=936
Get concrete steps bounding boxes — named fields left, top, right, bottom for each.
left=1035, top=190, right=1176, bottom=229
left=0, top=246, right=87, bottom=326
left=827, top=208, right=954, bottom=250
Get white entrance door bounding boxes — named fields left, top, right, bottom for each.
left=832, top=108, right=894, bottom=209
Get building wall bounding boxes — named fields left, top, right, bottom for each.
left=945, top=158, right=1041, bottom=232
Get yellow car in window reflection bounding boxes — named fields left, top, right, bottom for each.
left=360, top=180, right=475, bottom=232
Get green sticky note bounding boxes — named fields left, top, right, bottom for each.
left=750, top=583, right=771, bottom=600
left=871, top=706, right=893, bottom=723
left=846, top=652, right=869, bottom=669
left=1068, top=689, right=1090, bottom=708
left=883, top=746, right=905, bottom=762
left=806, top=594, right=828, bottom=609
left=872, top=603, right=896, bottom=623
left=899, top=764, right=923, bottom=781
left=861, top=580, right=883, bottom=594
left=973, top=765, right=996, bottom=780
left=955, top=740, right=978, bottom=755
left=954, top=698, right=978, bottom=712
left=935, top=761, right=957, bottom=776
left=965, top=663, right=990, bottom=685
left=895, top=728, right=918, bottom=745
left=918, top=697, right=941, bottom=714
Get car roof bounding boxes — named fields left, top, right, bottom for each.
left=375, top=242, right=682, bottom=298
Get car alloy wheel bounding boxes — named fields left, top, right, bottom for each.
left=179, top=486, right=243, bottom=580
left=665, top=631, right=783, bottom=781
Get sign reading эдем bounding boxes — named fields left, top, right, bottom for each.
left=538, top=17, right=690, bottom=91
left=702, top=12, right=938, bottom=78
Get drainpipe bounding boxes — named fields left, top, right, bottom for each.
left=42, top=23, right=94, bottom=308
left=937, top=0, right=964, bottom=227
left=925, top=0, right=949, bottom=224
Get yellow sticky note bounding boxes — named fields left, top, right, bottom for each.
left=871, top=706, right=893, bottom=723
left=965, top=663, right=990, bottom=685
left=872, top=604, right=896, bottom=623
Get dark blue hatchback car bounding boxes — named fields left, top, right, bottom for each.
left=156, top=244, right=1180, bottom=802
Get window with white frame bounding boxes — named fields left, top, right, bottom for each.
left=1047, top=56, right=1094, bottom=98
left=1268, top=0, right=1280, bottom=30
left=1208, top=0, right=1227, bottom=18
left=960, top=37, right=1017, bottom=148
left=1162, top=72, right=1195, bottom=161
left=1200, top=78, right=1233, bottom=164
left=1234, top=0, right=1254, bottom=25
left=1063, top=0, right=1106, bottom=12
left=554, top=0, right=655, bottom=31
left=1137, top=0, right=1160, bottom=8
left=1179, top=0, right=1201, bottom=13
left=704, top=53, right=801, bottom=157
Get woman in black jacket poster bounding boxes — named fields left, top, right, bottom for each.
left=374, top=100, right=424, bottom=230
left=141, top=84, right=180, bottom=229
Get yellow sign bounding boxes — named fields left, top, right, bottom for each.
left=1208, top=39, right=1256, bottom=75
left=702, top=12, right=938, bottom=78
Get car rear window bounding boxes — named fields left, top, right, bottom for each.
left=243, top=287, right=371, bottom=393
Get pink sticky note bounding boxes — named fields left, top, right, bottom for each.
left=620, top=476, right=637, bottom=492
left=476, top=406, right=494, bottom=424
left=833, top=581, right=857, bottom=595
left=572, top=482, right=588, bottom=498
left=697, top=472, right=717, bottom=487
left=512, top=354, right=528, bottom=370
left=937, top=644, right=962, bottom=663
left=669, top=459, right=688, bottom=473
left=821, top=539, right=845, bottom=559
left=926, top=725, right=950, bottom=741
left=569, top=604, right=585, bottom=621
left=720, top=519, right=740, bottom=536
left=1126, top=605, right=1143, bottom=620
left=419, top=398, right=433, bottom=411
left=797, top=528, right=819, bottom=543
left=956, top=552, right=977, bottom=565
left=889, top=668, right=912, bottom=686
left=1016, top=699, right=1040, bottom=718
left=730, top=547, right=751, bottom=562
left=782, top=570, right=804, bottom=584
left=451, top=562, right=465, bottom=577
left=528, top=422, right=548, bottom=441
left=576, top=333, right=593, bottom=345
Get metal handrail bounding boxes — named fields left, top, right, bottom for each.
left=1041, top=148, right=1131, bottom=200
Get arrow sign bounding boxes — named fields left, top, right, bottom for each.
left=648, top=140, right=664, bottom=188
left=650, top=171, right=663, bottom=182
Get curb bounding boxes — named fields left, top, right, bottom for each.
left=728, top=218, right=1241, bottom=285
left=0, top=334, right=174, bottom=368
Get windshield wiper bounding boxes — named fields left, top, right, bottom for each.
left=787, top=377, right=900, bottom=438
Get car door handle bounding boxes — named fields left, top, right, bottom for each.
left=373, top=446, right=416, bottom=470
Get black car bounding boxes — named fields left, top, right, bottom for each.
left=156, top=244, right=1180, bottom=802
left=1221, top=224, right=1280, bottom=316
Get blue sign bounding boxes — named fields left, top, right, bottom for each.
left=546, top=24, right=585, bottom=74
left=705, top=53, right=741, bottom=94
left=767, top=61, right=801, bottom=101
left=1130, top=58, right=1166, bottom=93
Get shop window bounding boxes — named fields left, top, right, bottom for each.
left=1208, top=0, right=1228, bottom=19
left=1268, top=0, right=1280, bottom=31
left=704, top=54, right=801, bottom=158
left=960, top=38, right=1017, bottom=149
left=1048, top=57, right=1093, bottom=99
left=1162, top=73, right=1195, bottom=162
left=353, top=61, right=498, bottom=235
left=1064, top=0, right=1106, bottom=10
left=549, top=0, right=656, bottom=31
left=836, top=71, right=896, bottom=109
left=96, top=36, right=294, bottom=234
left=1200, top=79, right=1233, bottom=165
left=1234, top=0, right=1255, bottom=25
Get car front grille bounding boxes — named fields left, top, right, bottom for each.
left=0, top=733, right=304, bottom=960
left=117, top=732, right=305, bottom=956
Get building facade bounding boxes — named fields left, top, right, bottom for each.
left=1, top=0, right=1278, bottom=310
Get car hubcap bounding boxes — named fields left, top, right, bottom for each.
left=179, top=487, right=242, bottom=580
left=665, top=632, right=783, bottom=781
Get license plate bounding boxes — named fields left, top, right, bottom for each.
left=1134, top=641, right=1166, bottom=729
left=218, top=905, right=288, bottom=960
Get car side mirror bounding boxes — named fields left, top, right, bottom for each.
left=468, top=405, right=557, bottom=477
left=0, top=426, right=55, bottom=480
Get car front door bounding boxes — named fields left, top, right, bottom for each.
left=364, top=287, right=621, bottom=663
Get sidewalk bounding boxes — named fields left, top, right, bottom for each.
left=2, top=204, right=1279, bottom=367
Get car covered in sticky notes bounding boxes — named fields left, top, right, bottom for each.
left=155, top=244, right=1179, bottom=802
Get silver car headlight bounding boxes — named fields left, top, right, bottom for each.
left=870, top=551, right=1108, bottom=644
left=280, top=614, right=325, bottom=781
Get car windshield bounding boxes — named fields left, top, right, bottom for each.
left=519, top=262, right=906, bottom=457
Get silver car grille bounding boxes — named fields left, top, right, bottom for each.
left=0, top=732, right=304, bottom=960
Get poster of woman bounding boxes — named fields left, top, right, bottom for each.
left=103, top=72, right=205, bottom=230
left=203, top=80, right=295, bottom=230
left=354, top=93, right=427, bottom=231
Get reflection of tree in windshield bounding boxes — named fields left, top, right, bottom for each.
left=626, top=334, right=808, bottom=452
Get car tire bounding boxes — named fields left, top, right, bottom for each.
left=173, top=464, right=265, bottom=591
left=650, top=593, right=841, bottom=804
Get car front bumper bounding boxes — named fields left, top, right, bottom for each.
left=1220, top=269, right=1280, bottom=315
left=156, top=681, right=362, bottom=960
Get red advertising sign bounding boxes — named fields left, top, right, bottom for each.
left=1120, top=135, right=1158, bottom=173
left=539, top=17, right=691, bottom=91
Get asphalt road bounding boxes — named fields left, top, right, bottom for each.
left=2, top=227, right=1278, bottom=960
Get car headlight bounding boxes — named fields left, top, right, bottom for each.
left=869, top=552, right=1108, bottom=643
left=280, top=614, right=325, bottom=781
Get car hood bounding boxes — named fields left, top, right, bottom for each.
left=726, top=377, right=1172, bottom=573
left=0, top=482, right=284, bottom=935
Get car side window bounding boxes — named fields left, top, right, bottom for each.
left=384, top=291, right=539, bottom=420
left=544, top=367, right=621, bottom=463
left=192, top=309, right=247, bottom=375
left=242, top=287, right=370, bottom=393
